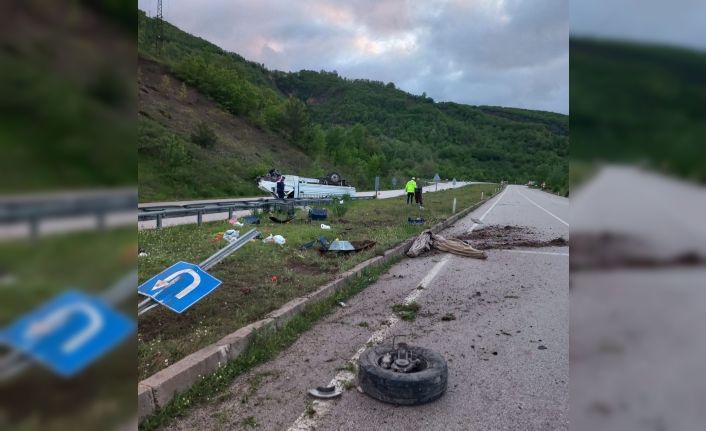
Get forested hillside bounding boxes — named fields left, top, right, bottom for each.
left=571, top=38, right=706, bottom=183
left=138, top=10, right=569, bottom=199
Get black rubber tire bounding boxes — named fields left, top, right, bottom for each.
left=327, top=172, right=341, bottom=183
left=358, top=345, right=447, bottom=405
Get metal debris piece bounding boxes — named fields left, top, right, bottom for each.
left=328, top=240, right=355, bottom=251
left=308, top=385, right=343, bottom=399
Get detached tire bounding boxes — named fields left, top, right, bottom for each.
left=358, top=345, right=447, bottom=405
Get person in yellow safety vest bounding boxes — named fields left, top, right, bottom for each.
left=405, top=177, right=417, bottom=205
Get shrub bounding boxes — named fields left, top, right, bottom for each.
left=190, top=122, right=218, bottom=148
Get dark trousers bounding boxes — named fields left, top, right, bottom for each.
left=407, top=192, right=414, bottom=204
left=415, top=189, right=422, bottom=205
left=276, top=183, right=285, bottom=199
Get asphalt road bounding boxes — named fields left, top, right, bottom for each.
left=137, top=182, right=480, bottom=230
left=164, top=185, right=569, bottom=431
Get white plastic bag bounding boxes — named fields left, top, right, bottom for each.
left=263, top=234, right=286, bottom=245
left=320, top=223, right=331, bottom=230
left=223, top=229, right=240, bottom=242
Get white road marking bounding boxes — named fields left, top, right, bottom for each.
left=468, top=187, right=508, bottom=232
left=288, top=191, right=507, bottom=430
left=517, top=190, right=569, bottom=227
left=503, top=250, right=569, bottom=257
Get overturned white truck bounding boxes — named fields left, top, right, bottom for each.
left=257, top=170, right=356, bottom=199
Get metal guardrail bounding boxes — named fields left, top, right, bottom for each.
left=138, top=196, right=375, bottom=228
left=0, top=188, right=137, bottom=238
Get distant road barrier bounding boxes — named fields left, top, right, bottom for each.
left=0, top=188, right=137, bottom=239
left=138, top=196, right=374, bottom=228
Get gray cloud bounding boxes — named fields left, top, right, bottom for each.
left=571, top=0, right=706, bottom=51
left=139, top=0, right=568, bottom=113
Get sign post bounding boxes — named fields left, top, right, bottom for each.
left=433, top=173, right=441, bottom=191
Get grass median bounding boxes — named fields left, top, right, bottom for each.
left=137, top=183, right=497, bottom=380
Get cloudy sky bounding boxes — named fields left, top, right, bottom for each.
left=571, top=0, right=706, bottom=51
left=138, top=0, right=568, bottom=114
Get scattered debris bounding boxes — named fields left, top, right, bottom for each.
left=471, top=217, right=483, bottom=224
left=269, top=215, right=295, bottom=224
left=407, top=229, right=486, bottom=259
left=228, top=218, right=244, bottom=227
left=538, top=345, right=548, bottom=350
left=455, top=225, right=567, bottom=250
left=408, top=217, right=425, bottom=224
left=271, top=275, right=278, bottom=283
left=321, top=240, right=376, bottom=254
left=223, top=229, right=240, bottom=242
left=338, top=301, right=347, bottom=307
left=309, top=208, right=328, bottom=221
left=320, top=223, right=331, bottom=230
left=308, top=386, right=342, bottom=399
left=441, top=313, right=456, bottom=321
left=263, top=234, right=286, bottom=245
left=242, top=215, right=261, bottom=225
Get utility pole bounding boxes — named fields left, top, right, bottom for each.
left=156, top=0, right=164, bottom=54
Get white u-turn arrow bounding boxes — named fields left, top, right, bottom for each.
left=25, top=302, right=104, bottom=354
left=152, top=268, right=201, bottom=300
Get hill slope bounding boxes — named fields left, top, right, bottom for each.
left=138, top=10, right=569, bottom=198
left=571, top=37, right=706, bottom=182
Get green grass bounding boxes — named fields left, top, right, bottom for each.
left=391, top=302, right=421, bottom=321
left=0, top=228, right=136, bottom=431
left=139, top=260, right=396, bottom=430
left=137, top=183, right=496, bottom=379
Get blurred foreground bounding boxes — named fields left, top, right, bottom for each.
left=0, top=1, right=137, bottom=430
left=570, top=21, right=706, bottom=431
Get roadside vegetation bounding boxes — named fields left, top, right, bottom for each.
left=137, top=183, right=497, bottom=379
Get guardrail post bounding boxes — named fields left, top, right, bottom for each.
left=29, top=217, right=39, bottom=240
left=156, top=214, right=162, bottom=229
left=228, top=208, right=233, bottom=220
left=96, top=211, right=106, bottom=231
left=197, top=211, right=203, bottom=225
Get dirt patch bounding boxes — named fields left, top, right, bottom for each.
left=570, top=232, right=706, bottom=270
left=287, top=258, right=322, bottom=274
left=456, top=225, right=567, bottom=250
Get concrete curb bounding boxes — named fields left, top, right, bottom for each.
left=138, top=193, right=494, bottom=420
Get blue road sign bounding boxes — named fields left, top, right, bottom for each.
left=0, top=291, right=134, bottom=377
left=138, top=261, right=222, bottom=314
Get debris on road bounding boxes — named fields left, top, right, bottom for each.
left=308, top=386, right=343, bottom=399
left=455, top=225, right=567, bottom=250
left=407, top=229, right=486, bottom=259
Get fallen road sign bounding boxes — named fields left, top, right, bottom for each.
left=0, top=290, right=134, bottom=377
left=138, top=261, right=222, bottom=314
